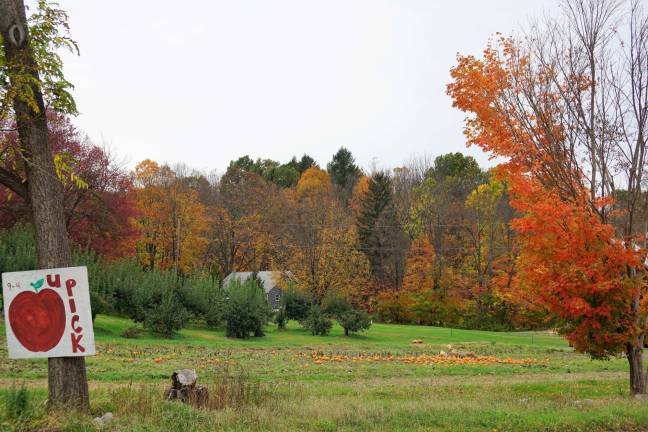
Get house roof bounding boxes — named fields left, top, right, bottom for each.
left=223, top=271, right=284, bottom=294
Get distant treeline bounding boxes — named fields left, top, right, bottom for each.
left=0, top=114, right=549, bottom=330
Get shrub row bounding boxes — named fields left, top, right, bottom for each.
left=277, top=287, right=371, bottom=336
left=0, top=225, right=371, bottom=338
left=0, top=225, right=224, bottom=336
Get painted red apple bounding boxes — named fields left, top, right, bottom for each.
left=8, top=288, right=66, bottom=352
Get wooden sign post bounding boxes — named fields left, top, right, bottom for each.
left=3, top=267, right=95, bottom=359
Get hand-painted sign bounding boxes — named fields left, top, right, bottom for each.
left=2, top=266, right=95, bottom=359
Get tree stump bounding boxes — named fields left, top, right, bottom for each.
left=164, top=369, right=209, bottom=408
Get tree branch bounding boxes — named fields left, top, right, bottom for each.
left=0, top=166, right=27, bottom=199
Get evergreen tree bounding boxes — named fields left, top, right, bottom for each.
left=357, top=172, right=407, bottom=289
left=287, top=154, right=317, bottom=174
left=327, top=147, right=361, bottom=202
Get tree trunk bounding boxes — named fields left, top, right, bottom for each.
left=627, top=266, right=647, bottom=395
left=0, top=0, right=90, bottom=412
left=344, top=328, right=349, bottom=336
left=626, top=342, right=647, bottom=395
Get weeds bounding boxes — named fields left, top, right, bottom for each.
left=3, top=384, right=31, bottom=421
left=206, top=365, right=272, bottom=410
left=106, top=384, right=155, bottom=420
left=107, top=363, right=274, bottom=416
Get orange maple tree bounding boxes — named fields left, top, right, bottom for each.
left=448, top=10, right=648, bottom=395
left=402, top=235, right=435, bottom=293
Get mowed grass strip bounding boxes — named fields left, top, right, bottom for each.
left=0, top=315, right=643, bottom=431
left=94, top=314, right=569, bottom=349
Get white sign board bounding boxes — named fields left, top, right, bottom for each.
left=3, top=266, right=95, bottom=359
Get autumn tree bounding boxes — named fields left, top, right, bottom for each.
left=208, top=207, right=261, bottom=276
left=448, top=0, right=648, bottom=393
left=396, top=235, right=462, bottom=326
left=404, top=154, right=486, bottom=312
left=402, top=235, right=435, bottom=293
left=209, top=167, right=280, bottom=275
left=134, top=160, right=210, bottom=274
left=391, top=164, right=427, bottom=230
left=57, top=127, right=138, bottom=258
left=226, top=154, right=316, bottom=189
left=349, top=174, right=369, bottom=217
left=0, top=0, right=89, bottom=410
left=295, top=165, right=331, bottom=198
left=400, top=236, right=439, bottom=324
left=408, top=153, right=485, bottom=245
left=462, top=177, right=517, bottom=328
left=1, top=112, right=139, bottom=258
left=277, top=167, right=370, bottom=305
left=134, top=160, right=170, bottom=271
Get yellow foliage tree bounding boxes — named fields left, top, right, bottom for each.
left=276, top=167, right=370, bottom=305
left=349, top=175, right=369, bottom=216
left=134, top=160, right=210, bottom=274
left=296, top=166, right=332, bottom=199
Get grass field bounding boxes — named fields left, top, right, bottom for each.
left=0, top=315, right=645, bottom=431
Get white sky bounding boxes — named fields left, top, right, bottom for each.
left=56, top=0, right=559, bottom=174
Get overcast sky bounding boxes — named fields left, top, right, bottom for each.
left=57, top=0, right=559, bottom=174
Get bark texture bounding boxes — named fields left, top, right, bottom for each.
left=0, top=0, right=90, bottom=412
left=627, top=342, right=647, bottom=395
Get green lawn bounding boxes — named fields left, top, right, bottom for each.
left=0, top=315, right=643, bottom=432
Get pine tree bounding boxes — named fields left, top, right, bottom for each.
left=327, top=147, right=361, bottom=202
left=287, top=154, right=317, bottom=175
left=357, top=172, right=407, bottom=289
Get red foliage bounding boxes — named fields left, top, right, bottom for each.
left=510, top=177, right=640, bottom=357
left=0, top=112, right=140, bottom=258
left=448, top=38, right=645, bottom=358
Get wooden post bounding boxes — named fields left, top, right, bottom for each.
left=0, top=0, right=90, bottom=412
